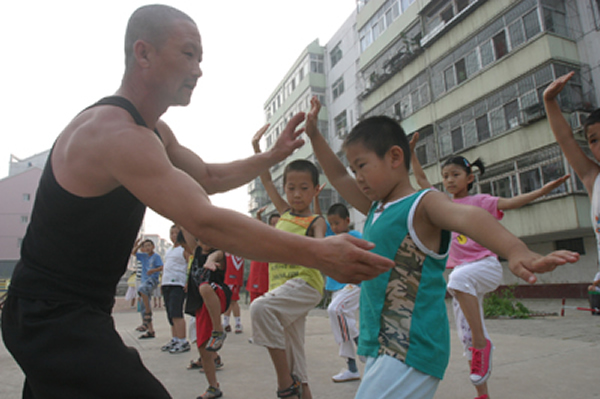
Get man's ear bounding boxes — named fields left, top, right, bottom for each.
left=133, top=39, right=153, bottom=69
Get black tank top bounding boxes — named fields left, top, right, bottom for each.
left=8, top=96, right=160, bottom=311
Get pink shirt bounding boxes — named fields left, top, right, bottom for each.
left=447, top=194, right=504, bottom=269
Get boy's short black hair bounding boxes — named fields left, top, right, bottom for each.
left=343, top=115, right=410, bottom=170
left=327, top=203, right=350, bottom=219
left=584, top=109, right=600, bottom=138
left=142, top=239, right=154, bottom=246
left=283, top=159, right=319, bottom=187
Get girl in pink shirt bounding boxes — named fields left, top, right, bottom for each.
left=411, top=136, right=569, bottom=399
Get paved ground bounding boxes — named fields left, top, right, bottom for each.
left=1, top=298, right=598, bottom=398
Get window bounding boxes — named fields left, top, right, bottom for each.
left=523, top=9, right=541, bottom=39
left=476, top=115, right=490, bottom=141
left=492, top=30, right=508, bottom=60
left=416, top=146, right=428, bottom=166
left=504, top=100, right=520, bottom=129
left=23, top=193, right=30, bottom=201
left=444, top=66, right=455, bottom=91
left=330, top=43, right=343, bottom=68
left=332, top=77, right=345, bottom=100
left=21, top=215, right=28, bottom=224
left=555, top=238, right=585, bottom=254
left=451, top=127, right=463, bottom=152
left=334, top=111, right=348, bottom=137
left=310, top=54, right=324, bottom=73
left=543, top=0, right=568, bottom=37
left=455, top=58, right=467, bottom=84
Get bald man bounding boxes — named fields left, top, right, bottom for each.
left=1, top=5, right=393, bottom=398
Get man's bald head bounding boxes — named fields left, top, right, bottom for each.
left=124, top=4, right=196, bottom=70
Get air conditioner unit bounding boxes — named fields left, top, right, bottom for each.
left=519, top=103, right=545, bottom=126
left=570, top=111, right=590, bottom=131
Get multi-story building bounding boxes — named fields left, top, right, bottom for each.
left=0, top=151, right=49, bottom=279
left=355, top=0, right=600, bottom=295
left=247, top=0, right=600, bottom=295
left=248, top=11, right=361, bottom=226
left=248, top=39, right=331, bottom=220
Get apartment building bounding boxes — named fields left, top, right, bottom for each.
left=356, top=0, right=600, bottom=294
left=0, top=151, right=49, bottom=278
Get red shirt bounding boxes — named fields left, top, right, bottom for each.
left=246, top=260, right=269, bottom=294
left=224, top=254, right=245, bottom=286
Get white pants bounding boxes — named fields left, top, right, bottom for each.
left=327, top=284, right=360, bottom=359
left=447, top=256, right=503, bottom=358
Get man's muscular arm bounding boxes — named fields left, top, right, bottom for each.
left=159, top=114, right=305, bottom=195
left=103, top=124, right=394, bottom=284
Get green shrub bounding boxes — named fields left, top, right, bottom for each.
left=483, top=286, right=530, bottom=319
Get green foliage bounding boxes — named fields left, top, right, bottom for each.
left=483, top=286, right=531, bottom=319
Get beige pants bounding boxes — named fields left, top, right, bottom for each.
left=250, top=278, right=322, bottom=382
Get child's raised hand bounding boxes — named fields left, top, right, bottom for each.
left=315, top=183, right=327, bottom=198
left=252, top=124, right=269, bottom=154
left=541, top=174, right=571, bottom=195
left=409, top=132, right=420, bottom=154
left=543, top=72, right=575, bottom=102
left=508, top=248, right=579, bottom=284
left=305, top=96, right=322, bottom=139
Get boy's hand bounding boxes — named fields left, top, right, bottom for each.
left=540, top=174, right=570, bottom=195
left=317, top=234, right=395, bottom=283
left=543, top=72, right=574, bottom=102
left=203, top=261, right=218, bottom=271
left=315, top=183, right=327, bottom=199
left=508, top=249, right=579, bottom=284
left=269, top=113, right=306, bottom=161
left=252, top=124, right=269, bottom=154
left=306, top=96, right=321, bottom=139
left=409, top=132, right=420, bottom=154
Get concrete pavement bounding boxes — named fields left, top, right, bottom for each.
left=1, top=298, right=597, bottom=398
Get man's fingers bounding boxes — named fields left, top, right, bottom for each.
left=293, top=127, right=306, bottom=139
left=252, top=124, right=270, bottom=142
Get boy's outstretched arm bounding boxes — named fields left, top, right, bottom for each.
left=409, top=132, right=432, bottom=189
left=305, top=97, right=372, bottom=215
left=543, top=72, right=600, bottom=194
left=420, top=192, right=579, bottom=283
left=497, top=174, right=570, bottom=210
left=252, top=125, right=290, bottom=215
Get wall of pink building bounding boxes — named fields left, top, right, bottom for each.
left=0, top=168, right=42, bottom=260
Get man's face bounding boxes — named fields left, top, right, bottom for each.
left=152, top=20, right=203, bottom=106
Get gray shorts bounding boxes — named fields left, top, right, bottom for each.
left=138, top=278, right=158, bottom=296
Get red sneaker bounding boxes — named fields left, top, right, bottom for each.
left=474, top=395, right=489, bottom=399
left=469, top=339, right=493, bottom=385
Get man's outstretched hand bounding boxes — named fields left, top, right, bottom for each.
left=315, top=234, right=394, bottom=284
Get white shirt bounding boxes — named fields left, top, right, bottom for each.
left=161, top=246, right=188, bottom=287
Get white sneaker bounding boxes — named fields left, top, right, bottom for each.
left=235, top=324, right=243, bottom=334
left=332, top=369, right=360, bottom=383
left=169, top=341, right=191, bottom=354
left=161, top=339, right=176, bottom=352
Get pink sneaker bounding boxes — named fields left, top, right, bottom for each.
left=469, top=339, right=493, bottom=386
left=474, top=395, right=489, bottom=399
